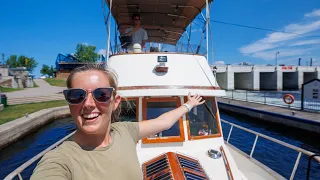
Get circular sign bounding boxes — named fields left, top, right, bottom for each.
left=283, top=94, right=295, bottom=104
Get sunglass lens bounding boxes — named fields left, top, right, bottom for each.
left=64, top=89, right=86, bottom=104
left=93, top=88, right=113, bottom=102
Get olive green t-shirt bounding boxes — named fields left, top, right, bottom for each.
left=31, top=122, right=142, bottom=180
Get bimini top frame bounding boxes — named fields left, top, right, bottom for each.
left=102, top=0, right=213, bottom=61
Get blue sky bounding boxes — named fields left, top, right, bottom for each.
left=0, top=0, right=319, bottom=77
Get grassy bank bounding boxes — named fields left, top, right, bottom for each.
left=44, top=78, right=67, bottom=87
left=0, top=86, right=23, bottom=92
left=0, top=100, right=68, bottom=125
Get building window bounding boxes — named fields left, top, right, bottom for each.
left=142, top=97, right=184, bottom=143
left=186, top=97, right=221, bottom=140
left=120, top=98, right=138, bottom=122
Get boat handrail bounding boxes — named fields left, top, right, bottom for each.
left=221, top=119, right=320, bottom=180
left=5, top=120, right=320, bottom=180
left=4, top=131, right=76, bottom=180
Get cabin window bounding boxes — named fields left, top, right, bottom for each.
left=186, top=97, right=221, bottom=140
left=142, top=97, right=185, bottom=143
left=120, top=98, right=138, bottom=122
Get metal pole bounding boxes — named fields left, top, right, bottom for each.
left=205, top=0, right=209, bottom=62
left=227, top=126, right=233, bottom=143
left=249, top=135, right=259, bottom=158
left=232, top=90, right=234, bottom=100
left=301, top=85, right=304, bottom=110
left=275, top=51, right=279, bottom=66
left=290, top=152, right=302, bottom=180
left=106, top=0, right=112, bottom=63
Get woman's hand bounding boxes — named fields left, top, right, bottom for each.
left=186, top=93, right=205, bottom=107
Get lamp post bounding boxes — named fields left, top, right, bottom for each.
left=275, top=51, right=280, bottom=66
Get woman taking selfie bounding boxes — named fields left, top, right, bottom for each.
left=31, top=64, right=204, bottom=180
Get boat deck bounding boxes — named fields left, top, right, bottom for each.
left=226, top=144, right=285, bottom=180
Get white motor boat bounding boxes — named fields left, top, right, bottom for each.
left=4, top=0, right=319, bottom=179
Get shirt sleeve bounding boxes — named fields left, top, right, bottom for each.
left=143, top=29, right=148, bottom=40
left=30, top=151, right=72, bottom=180
left=122, top=122, right=140, bottom=143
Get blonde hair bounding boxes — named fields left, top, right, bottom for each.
left=66, top=63, right=121, bottom=123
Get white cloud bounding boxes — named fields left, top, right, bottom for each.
left=81, top=42, right=89, bottom=46
left=213, top=61, right=225, bottom=65
left=305, top=9, right=320, bottom=18
left=239, top=9, right=320, bottom=62
left=290, top=39, right=320, bottom=46
left=240, top=42, right=277, bottom=54
left=98, top=49, right=106, bottom=56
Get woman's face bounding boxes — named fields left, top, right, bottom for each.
left=69, top=70, right=120, bottom=134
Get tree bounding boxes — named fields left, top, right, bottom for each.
left=74, top=43, right=100, bottom=62
left=40, top=64, right=50, bottom=76
left=6, top=54, right=38, bottom=72
left=40, top=64, right=56, bottom=77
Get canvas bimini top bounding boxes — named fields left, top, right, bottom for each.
left=105, top=0, right=213, bottom=45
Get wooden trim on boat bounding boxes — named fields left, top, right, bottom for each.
left=213, top=97, right=223, bottom=137
left=109, top=52, right=205, bottom=58
left=220, top=146, right=234, bottom=180
left=121, top=98, right=139, bottom=122
left=141, top=97, right=185, bottom=144
left=185, top=97, right=222, bottom=140
left=167, top=152, right=185, bottom=179
left=118, top=85, right=221, bottom=90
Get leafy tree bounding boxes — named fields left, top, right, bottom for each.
left=6, top=55, right=38, bottom=72
left=40, top=64, right=50, bottom=76
left=40, top=64, right=56, bottom=77
left=74, top=43, right=100, bottom=62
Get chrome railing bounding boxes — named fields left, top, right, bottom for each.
left=222, top=119, right=320, bottom=180
left=4, top=131, right=75, bottom=180
left=223, top=90, right=320, bottom=112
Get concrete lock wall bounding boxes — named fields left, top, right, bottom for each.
left=0, top=106, right=71, bottom=149
left=218, top=102, right=320, bottom=134
left=216, top=72, right=234, bottom=90
left=216, top=73, right=227, bottom=90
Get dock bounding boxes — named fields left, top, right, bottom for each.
left=217, top=97, right=320, bottom=133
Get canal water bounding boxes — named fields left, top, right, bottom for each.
left=0, top=112, right=319, bottom=180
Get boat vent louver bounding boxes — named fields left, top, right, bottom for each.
left=142, top=152, right=209, bottom=180
left=177, top=154, right=209, bottom=180
left=143, top=154, right=173, bottom=180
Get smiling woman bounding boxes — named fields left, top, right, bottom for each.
left=30, top=64, right=205, bottom=180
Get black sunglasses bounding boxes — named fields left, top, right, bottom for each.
left=63, top=87, right=114, bottom=105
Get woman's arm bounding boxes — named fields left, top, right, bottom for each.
left=138, top=93, right=204, bottom=140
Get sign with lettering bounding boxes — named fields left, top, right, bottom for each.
left=303, top=79, right=320, bottom=100
left=157, top=56, right=167, bottom=63
left=301, top=79, right=320, bottom=110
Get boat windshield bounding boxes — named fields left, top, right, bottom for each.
left=109, top=43, right=207, bottom=55
left=186, top=97, right=221, bottom=139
